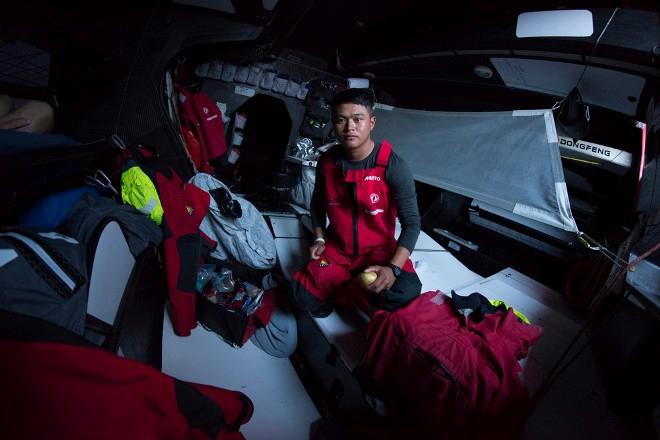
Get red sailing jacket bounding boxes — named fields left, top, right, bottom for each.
left=0, top=311, right=253, bottom=440
left=321, top=140, right=398, bottom=256
left=178, top=89, right=228, bottom=173
left=180, top=125, right=204, bottom=172
left=361, top=291, right=543, bottom=439
left=156, top=169, right=216, bottom=336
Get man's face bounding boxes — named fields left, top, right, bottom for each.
left=332, top=103, right=376, bottom=150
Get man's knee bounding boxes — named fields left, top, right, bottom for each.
left=288, top=279, right=325, bottom=312
left=369, top=270, right=422, bottom=312
left=16, top=100, right=55, bottom=133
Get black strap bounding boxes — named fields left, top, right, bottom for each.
left=0, top=310, right=96, bottom=348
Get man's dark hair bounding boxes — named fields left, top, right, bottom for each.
left=331, top=88, right=376, bottom=116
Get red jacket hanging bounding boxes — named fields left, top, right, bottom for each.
left=156, top=169, right=216, bottom=336
left=361, top=291, right=543, bottom=439
left=321, top=140, right=397, bottom=256
left=178, top=89, right=228, bottom=173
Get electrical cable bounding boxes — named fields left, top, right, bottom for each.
left=552, top=8, right=620, bottom=111
left=573, top=8, right=619, bottom=92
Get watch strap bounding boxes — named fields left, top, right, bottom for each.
left=387, top=262, right=401, bottom=278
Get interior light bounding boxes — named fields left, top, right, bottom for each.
left=516, top=10, right=593, bottom=38
left=473, top=65, right=493, bottom=79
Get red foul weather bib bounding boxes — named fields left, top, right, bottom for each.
left=322, top=140, right=397, bottom=256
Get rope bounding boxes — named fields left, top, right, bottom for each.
left=530, top=237, right=659, bottom=410
left=552, top=8, right=620, bottom=112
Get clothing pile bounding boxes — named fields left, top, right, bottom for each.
left=360, top=291, right=543, bottom=439
left=0, top=181, right=162, bottom=337
left=119, top=144, right=277, bottom=337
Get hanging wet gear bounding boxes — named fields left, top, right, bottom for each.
left=157, top=170, right=217, bottom=336
left=177, top=88, right=228, bottom=174
left=121, top=164, right=164, bottom=225
left=117, top=142, right=216, bottom=337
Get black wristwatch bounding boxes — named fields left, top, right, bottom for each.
left=387, top=263, right=401, bottom=278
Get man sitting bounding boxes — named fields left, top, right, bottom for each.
left=289, top=88, right=422, bottom=316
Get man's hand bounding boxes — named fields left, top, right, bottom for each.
left=309, top=241, right=326, bottom=260
left=0, top=113, right=31, bottom=131
left=362, top=265, right=395, bottom=294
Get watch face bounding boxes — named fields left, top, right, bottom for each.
left=389, top=263, right=401, bottom=277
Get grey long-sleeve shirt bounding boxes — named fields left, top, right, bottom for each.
left=311, top=142, right=421, bottom=253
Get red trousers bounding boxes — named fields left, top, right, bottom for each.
left=289, top=241, right=417, bottom=314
